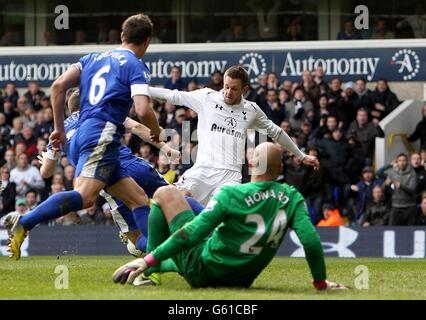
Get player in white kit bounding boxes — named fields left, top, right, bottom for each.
left=149, top=66, right=319, bottom=204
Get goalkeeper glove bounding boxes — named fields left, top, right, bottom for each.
left=313, top=280, right=349, bottom=290
left=112, top=254, right=158, bottom=285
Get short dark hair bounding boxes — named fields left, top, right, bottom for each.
left=378, top=77, right=388, bottom=84
left=25, top=189, right=37, bottom=197
left=224, top=65, right=249, bottom=87
left=396, top=153, right=408, bottom=160
left=122, top=13, right=153, bottom=45
left=356, top=77, right=367, bottom=84
left=67, top=88, right=80, bottom=114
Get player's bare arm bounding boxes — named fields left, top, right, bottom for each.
left=124, top=117, right=181, bottom=162
left=50, top=65, right=81, bottom=150
left=132, top=95, right=162, bottom=142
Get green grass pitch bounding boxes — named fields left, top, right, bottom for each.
left=1, top=256, right=425, bottom=300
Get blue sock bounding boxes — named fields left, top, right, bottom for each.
left=185, top=196, right=205, bottom=215
left=132, top=205, right=150, bottom=236
left=20, top=191, right=83, bottom=230
left=136, top=234, right=147, bottom=251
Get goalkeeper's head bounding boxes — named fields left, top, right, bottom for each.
left=250, top=142, right=283, bottom=182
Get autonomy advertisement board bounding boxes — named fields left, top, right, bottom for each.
left=0, top=42, right=425, bottom=88
left=1, top=226, right=425, bottom=258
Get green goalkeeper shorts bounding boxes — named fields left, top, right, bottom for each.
left=168, top=210, right=217, bottom=288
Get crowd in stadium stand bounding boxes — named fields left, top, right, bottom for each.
left=0, top=66, right=426, bottom=227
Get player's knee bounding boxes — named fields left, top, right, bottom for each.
left=153, top=185, right=178, bottom=205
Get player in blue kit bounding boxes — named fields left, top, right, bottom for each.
left=6, top=88, right=204, bottom=261
left=4, top=13, right=165, bottom=260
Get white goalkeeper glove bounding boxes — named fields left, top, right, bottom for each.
left=112, top=254, right=157, bottom=285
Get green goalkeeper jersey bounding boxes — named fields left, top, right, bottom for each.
left=151, top=181, right=326, bottom=285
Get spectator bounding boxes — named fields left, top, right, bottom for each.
left=353, top=77, right=372, bottom=112
left=283, top=154, right=307, bottom=192
left=279, top=120, right=293, bottom=136
left=2, top=97, right=19, bottom=126
left=372, top=19, right=395, bottom=39
left=280, top=80, right=294, bottom=98
left=283, top=21, right=305, bottom=41
left=407, top=103, right=426, bottom=149
left=23, top=106, right=37, bottom=129
left=369, top=78, right=400, bottom=123
left=312, top=114, right=339, bottom=140
left=345, top=134, right=366, bottom=184
left=156, top=16, right=176, bottom=43
left=261, top=89, right=286, bottom=126
left=383, top=153, right=418, bottom=226
left=25, top=189, right=38, bottom=211
left=362, top=185, right=390, bottom=226
left=215, top=17, right=240, bottom=42
left=43, top=30, right=56, bottom=45
left=157, top=153, right=178, bottom=184
left=36, top=138, right=47, bottom=157
left=314, top=128, right=351, bottom=189
left=337, top=19, right=361, bottom=40
left=410, top=153, right=426, bottom=198
left=0, top=112, right=11, bottom=150
left=255, top=74, right=268, bottom=102
left=205, top=70, right=223, bottom=91
left=421, top=147, right=426, bottom=166
left=164, top=66, right=186, bottom=91
left=301, top=147, right=326, bottom=223
left=284, top=87, right=314, bottom=130
left=0, top=166, right=16, bottom=216
left=73, top=29, right=87, bottom=45
left=139, top=142, right=157, bottom=166
left=267, top=72, right=280, bottom=90
left=16, top=96, right=30, bottom=115
left=350, top=166, right=383, bottom=221
left=16, top=127, right=37, bottom=159
left=14, top=142, right=27, bottom=158
left=40, top=96, right=52, bottom=109
left=416, top=195, right=426, bottom=225
left=317, top=203, right=345, bottom=226
left=313, top=65, right=327, bottom=90
left=63, top=165, right=75, bottom=191
left=159, top=102, right=176, bottom=129
left=10, top=117, right=24, bottom=145
left=3, top=81, right=19, bottom=108
left=340, top=81, right=358, bottom=128
left=396, top=4, right=426, bottom=38
left=300, top=70, right=320, bottom=107
left=171, top=108, right=190, bottom=138
left=326, top=77, right=344, bottom=119
left=101, top=202, right=113, bottom=225
left=107, top=29, right=120, bottom=45
left=10, top=153, right=45, bottom=198
left=24, top=81, right=45, bottom=111
left=8, top=198, right=28, bottom=217
left=297, top=121, right=314, bottom=148
left=3, top=150, right=16, bottom=171
left=34, top=107, right=54, bottom=140
left=186, top=79, right=199, bottom=92
left=96, top=19, right=109, bottom=44
left=347, top=108, right=384, bottom=163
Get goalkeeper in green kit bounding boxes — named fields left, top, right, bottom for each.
left=112, top=142, right=347, bottom=290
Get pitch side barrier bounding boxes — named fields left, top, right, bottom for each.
left=1, top=225, right=425, bottom=258
left=1, top=39, right=426, bottom=89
